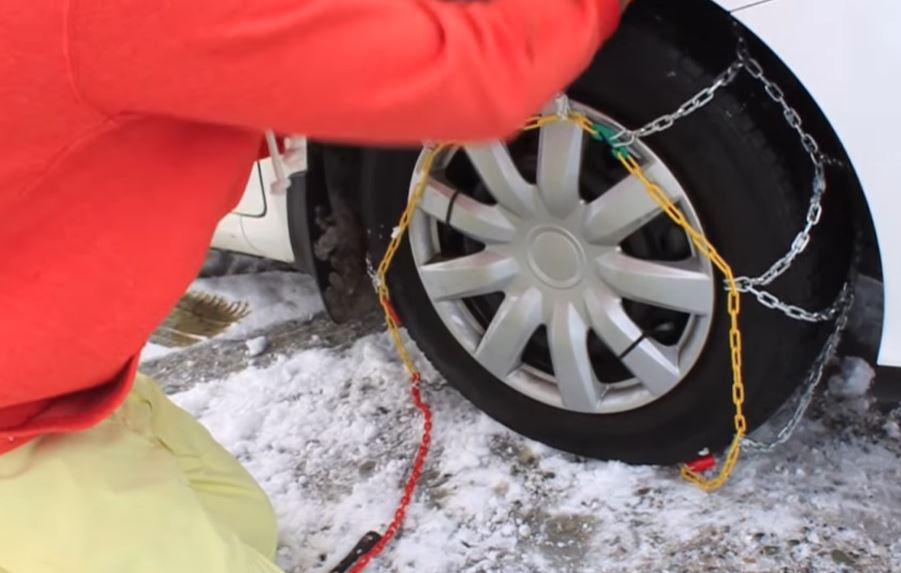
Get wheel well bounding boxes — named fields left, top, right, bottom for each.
left=629, top=0, right=881, bottom=279
left=299, top=142, right=378, bottom=322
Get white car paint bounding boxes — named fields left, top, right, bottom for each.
left=212, top=0, right=901, bottom=367
left=242, top=157, right=295, bottom=262
left=215, top=142, right=305, bottom=262
left=233, top=163, right=266, bottom=217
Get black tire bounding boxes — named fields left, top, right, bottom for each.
left=360, top=15, right=850, bottom=464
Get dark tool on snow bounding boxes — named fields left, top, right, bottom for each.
left=329, top=531, right=383, bottom=573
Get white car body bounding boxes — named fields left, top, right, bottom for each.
left=212, top=0, right=901, bottom=368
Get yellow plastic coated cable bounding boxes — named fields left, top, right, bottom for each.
left=377, top=113, right=746, bottom=493
left=376, top=142, right=449, bottom=377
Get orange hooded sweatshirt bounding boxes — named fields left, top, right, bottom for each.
left=0, top=0, right=623, bottom=453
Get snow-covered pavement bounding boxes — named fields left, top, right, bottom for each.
left=140, top=257, right=901, bottom=573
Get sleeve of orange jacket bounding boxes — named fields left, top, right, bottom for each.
left=70, top=0, right=623, bottom=144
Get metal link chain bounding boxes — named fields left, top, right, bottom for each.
left=610, top=41, right=844, bottom=324
left=734, top=41, right=844, bottom=322
left=608, top=60, right=745, bottom=147
left=742, top=232, right=863, bottom=451
left=732, top=42, right=835, bottom=309
left=739, top=283, right=844, bottom=323
left=606, top=41, right=861, bottom=452
left=743, top=270, right=857, bottom=452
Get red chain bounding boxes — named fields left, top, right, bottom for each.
left=349, top=372, right=432, bottom=572
left=357, top=147, right=443, bottom=570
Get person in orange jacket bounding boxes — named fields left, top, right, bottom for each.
left=0, top=0, right=630, bottom=570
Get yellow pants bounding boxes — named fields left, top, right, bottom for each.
left=0, top=374, right=284, bottom=573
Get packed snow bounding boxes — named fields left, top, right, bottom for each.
left=142, top=257, right=901, bottom=573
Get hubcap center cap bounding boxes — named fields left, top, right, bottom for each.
left=527, top=228, right=585, bottom=288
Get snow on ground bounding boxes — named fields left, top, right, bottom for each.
left=191, top=270, right=324, bottom=336
left=146, top=260, right=901, bottom=573
left=141, top=269, right=324, bottom=361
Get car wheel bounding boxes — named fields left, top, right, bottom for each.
left=361, top=17, right=849, bottom=464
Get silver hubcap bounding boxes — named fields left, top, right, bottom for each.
left=408, top=99, right=715, bottom=414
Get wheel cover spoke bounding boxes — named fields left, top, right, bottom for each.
left=583, top=286, right=644, bottom=356
left=475, top=288, right=544, bottom=378
left=621, top=339, right=681, bottom=397
left=583, top=160, right=682, bottom=245
left=537, top=118, right=585, bottom=218
left=465, top=143, right=536, bottom=217
left=596, top=252, right=714, bottom=315
left=420, top=177, right=517, bottom=244
left=549, top=302, right=605, bottom=412
left=419, top=251, right=519, bottom=302
left=584, top=289, right=681, bottom=396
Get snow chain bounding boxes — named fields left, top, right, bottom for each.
left=373, top=40, right=850, bottom=553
